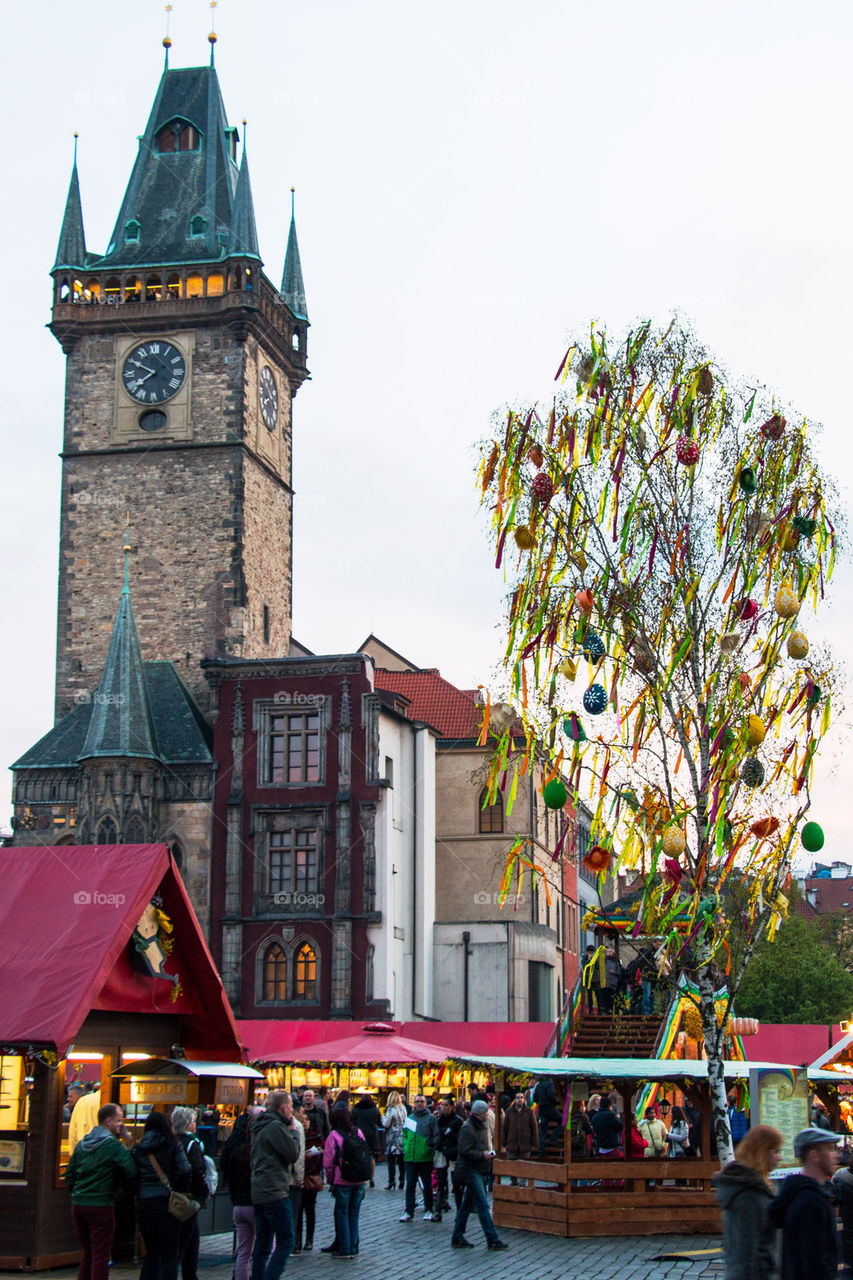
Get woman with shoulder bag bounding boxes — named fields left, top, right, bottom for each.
left=665, top=1106, right=690, bottom=1158
left=171, top=1108, right=209, bottom=1280
left=131, top=1111, right=192, bottom=1280
left=639, top=1107, right=667, bottom=1159
left=382, top=1092, right=407, bottom=1191
left=294, top=1105, right=324, bottom=1253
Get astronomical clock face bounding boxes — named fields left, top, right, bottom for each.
left=259, top=365, right=279, bottom=429
left=121, top=340, right=187, bottom=404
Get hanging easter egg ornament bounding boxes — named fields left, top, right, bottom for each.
left=676, top=435, right=700, bottom=466
left=736, top=672, right=751, bottom=691
left=779, top=526, right=800, bottom=553
left=489, top=702, right=515, bottom=734
left=558, top=657, right=578, bottom=681
left=739, top=598, right=759, bottom=622
left=563, top=714, right=586, bottom=741
left=750, top=816, right=780, bottom=838
left=583, top=683, right=608, bottom=715
left=801, top=821, right=825, bottom=852
left=514, top=526, right=535, bottom=551
left=575, top=588, right=594, bottom=614
left=787, top=630, right=809, bottom=660
left=807, top=683, right=822, bottom=708
left=774, top=579, right=799, bottom=619
left=528, top=444, right=544, bottom=468
left=760, top=413, right=786, bottom=440
left=792, top=515, right=817, bottom=539
left=746, top=715, right=766, bottom=748
left=543, top=778, right=568, bottom=809
left=738, top=467, right=757, bottom=496
left=698, top=366, right=714, bottom=396
left=531, top=473, right=554, bottom=504
left=581, top=630, right=605, bottom=662
left=719, top=631, right=740, bottom=654
left=583, top=844, right=611, bottom=874
left=662, top=825, right=686, bottom=857
left=742, top=757, right=766, bottom=788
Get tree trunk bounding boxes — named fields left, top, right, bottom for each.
left=698, top=962, right=733, bottom=1166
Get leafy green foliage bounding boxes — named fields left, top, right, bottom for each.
left=736, top=909, right=853, bottom=1024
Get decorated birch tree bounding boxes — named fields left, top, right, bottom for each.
left=479, top=319, right=840, bottom=1164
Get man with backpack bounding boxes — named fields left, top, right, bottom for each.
left=250, top=1091, right=301, bottom=1280
left=399, top=1094, right=439, bottom=1222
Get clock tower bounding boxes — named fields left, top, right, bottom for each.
left=50, top=48, right=309, bottom=719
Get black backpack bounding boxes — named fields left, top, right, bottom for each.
left=338, top=1132, right=372, bottom=1183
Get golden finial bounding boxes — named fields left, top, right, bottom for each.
left=208, top=0, right=218, bottom=60
left=163, top=4, right=172, bottom=63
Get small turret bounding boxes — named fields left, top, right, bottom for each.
left=281, top=187, right=308, bottom=321
left=53, top=136, right=87, bottom=272
left=225, top=138, right=261, bottom=261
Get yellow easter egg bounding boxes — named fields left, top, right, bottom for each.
left=774, top=580, right=799, bottom=619
left=746, top=715, right=766, bottom=748
left=662, top=826, right=686, bottom=857
left=787, top=630, right=809, bottom=660
left=514, top=526, right=535, bottom=551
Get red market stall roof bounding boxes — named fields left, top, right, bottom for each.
left=0, top=844, right=242, bottom=1061
left=239, top=1020, right=554, bottom=1064
left=256, top=1028, right=457, bottom=1066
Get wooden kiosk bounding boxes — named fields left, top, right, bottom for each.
left=459, top=1054, right=724, bottom=1239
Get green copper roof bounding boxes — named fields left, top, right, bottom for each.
left=53, top=160, right=87, bottom=271
left=281, top=200, right=308, bottom=320
left=226, top=148, right=261, bottom=259
left=12, top=662, right=212, bottom=770
left=94, top=64, right=244, bottom=269
left=78, top=583, right=158, bottom=761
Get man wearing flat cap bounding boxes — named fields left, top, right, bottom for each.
left=768, top=1127, right=841, bottom=1280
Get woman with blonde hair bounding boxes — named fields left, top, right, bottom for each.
left=713, top=1123, right=783, bottom=1280
left=382, top=1091, right=407, bottom=1190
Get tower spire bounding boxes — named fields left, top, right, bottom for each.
left=53, top=135, right=87, bottom=273
left=281, top=188, right=308, bottom=321
left=225, top=129, right=261, bottom=260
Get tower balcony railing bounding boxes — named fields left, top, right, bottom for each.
left=51, top=264, right=307, bottom=365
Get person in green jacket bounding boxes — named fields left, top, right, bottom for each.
left=399, top=1096, right=439, bottom=1223
left=65, top=1103, right=138, bottom=1280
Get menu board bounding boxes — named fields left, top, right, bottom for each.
left=749, top=1068, right=810, bottom=1167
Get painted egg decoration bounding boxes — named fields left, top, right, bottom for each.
left=787, top=630, right=809, bottom=660
left=583, top=844, right=611, bottom=874
left=528, top=444, right=544, bottom=468
left=746, top=715, right=766, bottom=748
left=792, top=515, right=817, bottom=539
left=662, top=825, right=686, bottom=857
left=760, top=413, right=786, bottom=440
left=531, top=473, right=554, bottom=504
left=779, top=526, right=800, bottom=553
left=581, top=630, right=606, bottom=662
left=558, top=658, right=578, bottom=681
left=543, top=778, right=568, bottom=809
left=741, top=757, right=765, bottom=788
left=676, top=435, right=700, bottom=466
left=750, top=816, right=780, bottom=839
left=719, top=632, right=741, bottom=654
left=739, top=598, right=759, bottom=622
left=801, top=821, right=825, bottom=852
left=514, top=526, right=535, bottom=551
left=563, top=714, right=587, bottom=742
left=575, top=588, right=594, bottom=614
left=806, top=683, right=822, bottom=708
left=774, top=580, right=799, bottom=619
left=583, top=684, right=608, bottom=715
left=736, top=672, right=751, bottom=691
left=489, top=702, right=515, bottom=733
left=698, top=366, right=714, bottom=396
left=738, top=467, right=757, bottom=496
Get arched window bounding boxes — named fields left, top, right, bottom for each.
left=95, top=816, right=118, bottom=845
left=145, top=276, right=162, bottom=302
left=124, top=816, right=146, bottom=843
left=124, top=220, right=140, bottom=244
left=293, top=943, right=317, bottom=1000
left=189, top=215, right=207, bottom=238
left=478, top=787, right=503, bottom=835
left=262, top=943, right=287, bottom=1001
left=166, top=273, right=182, bottom=299
left=169, top=841, right=184, bottom=871
left=156, top=119, right=200, bottom=153
left=104, top=277, right=121, bottom=303
left=124, top=277, right=141, bottom=301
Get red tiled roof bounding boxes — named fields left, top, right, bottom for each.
left=374, top=669, right=482, bottom=740
left=803, top=878, right=853, bottom=915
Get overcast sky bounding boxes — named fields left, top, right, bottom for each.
left=2, top=0, right=851, bottom=869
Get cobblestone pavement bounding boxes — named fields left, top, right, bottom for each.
left=14, top=1182, right=723, bottom=1280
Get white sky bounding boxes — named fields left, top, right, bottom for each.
left=2, top=0, right=851, bottom=871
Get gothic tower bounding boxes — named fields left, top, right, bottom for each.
left=50, top=48, right=309, bottom=719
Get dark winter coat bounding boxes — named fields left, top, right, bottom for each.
left=131, top=1129, right=191, bottom=1200
left=713, top=1160, right=778, bottom=1280
left=436, top=1112, right=463, bottom=1162
left=832, top=1165, right=853, bottom=1265
left=456, top=1114, right=492, bottom=1178
left=178, top=1132, right=209, bottom=1207
left=220, top=1113, right=253, bottom=1207
left=351, top=1098, right=382, bottom=1154
left=591, top=1107, right=624, bottom=1153
left=250, top=1108, right=300, bottom=1204
left=65, top=1125, right=137, bottom=1205
left=768, top=1172, right=837, bottom=1280
left=303, top=1104, right=329, bottom=1143
left=501, top=1104, right=538, bottom=1158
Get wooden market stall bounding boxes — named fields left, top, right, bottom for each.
left=0, top=844, right=244, bottom=1270
left=456, top=1053, right=727, bottom=1239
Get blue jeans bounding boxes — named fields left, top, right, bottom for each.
left=331, top=1184, right=365, bottom=1257
left=251, top=1198, right=294, bottom=1280
left=451, top=1170, right=499, bottom=1246
left=641, top=979, right=653, bottom=1015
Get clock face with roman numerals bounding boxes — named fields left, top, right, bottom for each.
left=121, top=340, right=187, bottom=404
